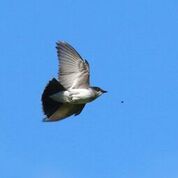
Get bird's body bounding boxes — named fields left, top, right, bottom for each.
left=50, top=88, right=97, bottom=104
left=41, top=41, right=106, bottom=122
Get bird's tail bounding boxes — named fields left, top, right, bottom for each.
left=41, top=78, right=65, bottom=121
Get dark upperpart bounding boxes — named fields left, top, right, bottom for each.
left=91, top=87, right=107, bottom=93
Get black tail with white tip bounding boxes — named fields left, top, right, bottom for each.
left=41, top=78, right=65, bottom=120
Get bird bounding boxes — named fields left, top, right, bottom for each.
left=41, top=41, right=107, bottom=122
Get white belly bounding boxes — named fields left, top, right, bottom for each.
left=50, top=89, right=96, bottom=104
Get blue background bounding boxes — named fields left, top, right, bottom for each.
left=0, top=0, right=178, bottom=177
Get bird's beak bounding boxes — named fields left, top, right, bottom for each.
left=102, top=90, right=107, bottom=93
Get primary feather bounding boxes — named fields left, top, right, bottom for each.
left=56, top=41, right=90, bottom=89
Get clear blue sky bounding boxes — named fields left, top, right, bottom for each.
left=0, top=0, right=178, bottom=177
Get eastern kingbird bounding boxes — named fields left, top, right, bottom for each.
left=41, top=41, right=107, bottom=122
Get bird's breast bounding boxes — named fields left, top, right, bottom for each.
left=50, top=89, right=96, bottom=104
left=68, top=88, right=96, bottom=104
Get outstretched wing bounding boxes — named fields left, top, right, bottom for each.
left=56, top=41, right=90, bottom=89
left=43, top=104, right=86, bottom=122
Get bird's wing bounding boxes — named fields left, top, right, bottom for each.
left=44, top=104, right=86, bottom=122
left=74, top=104, right=86, bottom=116
left=56, top=41, right=90, bottom=89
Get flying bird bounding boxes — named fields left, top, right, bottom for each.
left=41, top=41, right=107, bottom=122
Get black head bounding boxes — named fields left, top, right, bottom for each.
left=92, top=87, right=107, bottom=95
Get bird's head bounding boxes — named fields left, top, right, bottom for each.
left=92, top=87, right=107, bottom=96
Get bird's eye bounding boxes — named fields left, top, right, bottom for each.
left=96, top=87, right=100, bottom=91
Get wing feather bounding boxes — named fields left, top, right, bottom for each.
left=47, top=104, right=86, bottom=121
left=56, top=41, right=90, bottom=89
